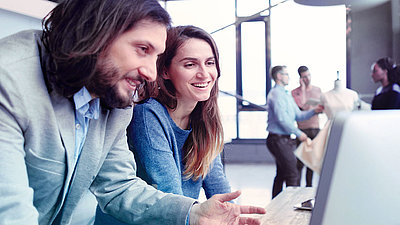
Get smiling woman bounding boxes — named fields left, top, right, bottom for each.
left=163, top=38, right=218, bottom=105
left=131, top=25, right=229, bottom=190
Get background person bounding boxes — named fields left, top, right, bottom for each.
left=0, top=0, right=266, bottom=224
left=291, top=66, right=321, bottom=187
left=370, top=57, right=400, bottom=109
left=95, top=25, right=231, bottom=225
left=266, top=65, right=323, bottom=198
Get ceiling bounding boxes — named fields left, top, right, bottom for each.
left=294, top=0, right=390, bottom=11
left=46, top=0, right=391, bottom=12
left=46, top=0, right=392, bottom=12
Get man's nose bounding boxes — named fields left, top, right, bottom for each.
left=138, top=58, right=157, bottom=82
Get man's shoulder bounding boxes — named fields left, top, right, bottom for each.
left=311, top=85, right=322, bottom=92
left=269, top=86, right=284, bottom=97
left=0, top=30, right=40, bottom=43
left=0, top=30, right=42, bottom=66
left=291, top=86, right=302, bottom=95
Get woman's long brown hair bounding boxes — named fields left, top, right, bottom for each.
left=144, top=25, right=224, bottom=180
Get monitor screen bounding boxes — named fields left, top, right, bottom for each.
left=310, top=110, right=400, bottom=225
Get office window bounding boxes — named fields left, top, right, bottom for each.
left=163, top=0, right=345, bottom=140
left=241, top=21, right=267, bottom=106
left=239, top=111, right=268, bottom=139
left=213, top=26, right=237, bottom=143
left=271, top=2, right=346, bottom=93
left=236, top=0, right=269, bottom=17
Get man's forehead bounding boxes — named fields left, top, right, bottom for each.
left=301, top=71, right=310, bottom=76
left=123, top=19, right=167, bottom=48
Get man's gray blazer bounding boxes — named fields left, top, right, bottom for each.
left=0, top=30, right=195, bottom=225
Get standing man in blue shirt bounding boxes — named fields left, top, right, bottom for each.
left=266, top=65, right=323, bottom=198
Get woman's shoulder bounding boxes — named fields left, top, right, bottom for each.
left=377, top=83, right=400, bottom=96
left=392, top=83, right=400, bottom=94
left=132, top=98, right=171, bottom=124
left=134, top=98, right=167, bottom=113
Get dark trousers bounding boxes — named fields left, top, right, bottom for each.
left=266, top=133, right=299, bottom=198
left=296, top=128, right=320, bottom=187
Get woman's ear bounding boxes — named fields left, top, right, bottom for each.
left=162, top=70, right=170, bottom=79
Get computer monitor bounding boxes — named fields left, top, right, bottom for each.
left=310, top=110, right=400, bottom=225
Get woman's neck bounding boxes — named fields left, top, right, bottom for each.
left=167, top=100, right=197, bottom=130
left=381, top=78, right=390, bottom=87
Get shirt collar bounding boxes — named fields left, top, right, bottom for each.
left=73, top=87, right=100, bottom=120
left=274, top=84, right=287, bottom=92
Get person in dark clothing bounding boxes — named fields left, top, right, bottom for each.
left=371, top=57, right=400, bottom=110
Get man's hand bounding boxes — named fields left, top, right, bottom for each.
left=189, top=190, right=266, bottom=225
left=300, top=78, right=306, bottom=91
left=298, top=132, right=308, bottom=142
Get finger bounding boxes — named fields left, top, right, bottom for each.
left=214, top=190, right=241, bottom=202
left=239, top=205, right=267, bottom=214
left=239, top=216, right=262, bottom=225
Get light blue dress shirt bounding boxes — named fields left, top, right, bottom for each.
left=73, top=86, right=100, bottom=163
left=266, top=84, right=316, bottom=137
left=67, top=87, right=100, bottom=225
left=61, top=87, right=99, bottom=202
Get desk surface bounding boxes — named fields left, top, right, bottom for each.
left=260, top=187, right=316, bottom=225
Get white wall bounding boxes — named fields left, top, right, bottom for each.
left=0, top=0, right=56, bottom=39
left=0, top=9, right=42, bottom=39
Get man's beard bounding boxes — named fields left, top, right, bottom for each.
left=87, top=58, right=137, bottom=109
left=101, top=82, right=134, bottom=109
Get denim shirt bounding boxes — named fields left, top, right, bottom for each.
left=266, top=84, right=315, bottom=137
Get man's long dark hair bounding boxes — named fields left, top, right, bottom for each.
left=41, top=0, right=171, bottom=97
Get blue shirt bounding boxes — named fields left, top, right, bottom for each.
left=61, top=87, right=99, bottom=203
left=266, top=84, right=316, bottom=137
left=73, top=87, right=100, bottom=163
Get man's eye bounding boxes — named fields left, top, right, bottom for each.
left=138, top=46, right=148, bottom=54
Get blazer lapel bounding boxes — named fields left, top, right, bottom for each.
left=50, top=91, right=76, bottom=188
left=74, top=112, right=107, bottom=184
left=57, top=110, right=109, bottom=222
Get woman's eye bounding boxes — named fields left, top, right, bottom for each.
left=184, top=63, right=195, bottom=68
left=207, top=60, right=215, bottom=66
